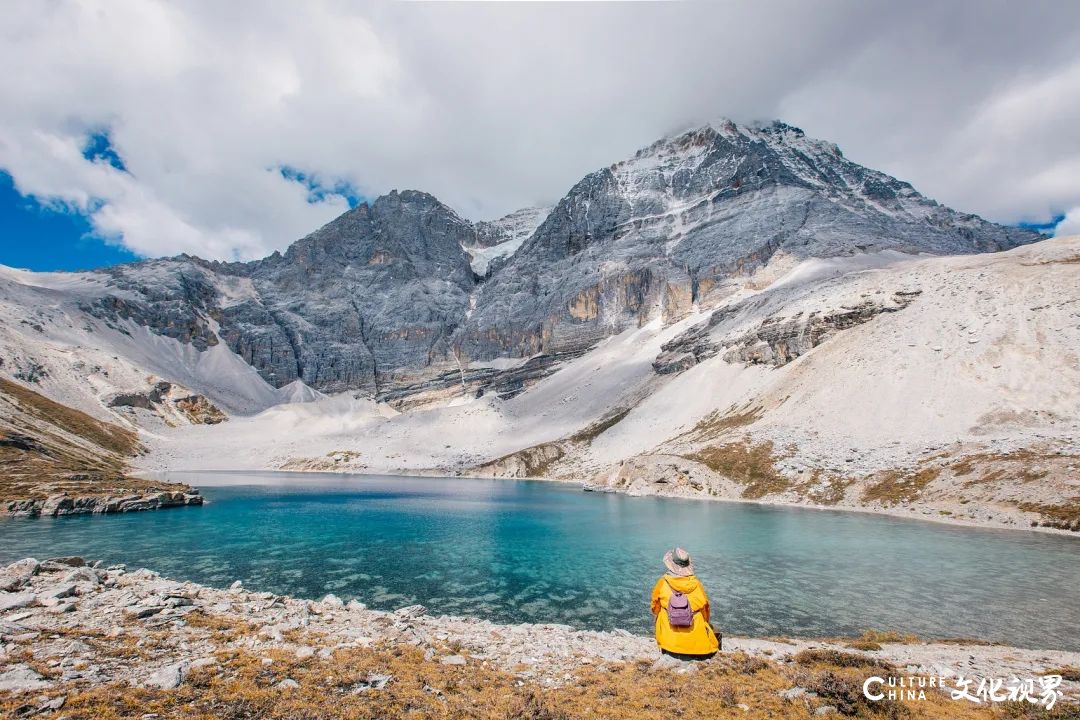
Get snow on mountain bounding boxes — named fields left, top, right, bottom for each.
left=464, top=206, right=551, bottom=275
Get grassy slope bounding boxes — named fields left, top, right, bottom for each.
left=0, top=377, right=187, bottom=501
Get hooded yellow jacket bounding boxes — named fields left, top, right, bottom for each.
left=650, top=574, right=719, bottom=655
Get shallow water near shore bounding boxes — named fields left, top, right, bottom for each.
left=2, top=472, right=1078, bottom=651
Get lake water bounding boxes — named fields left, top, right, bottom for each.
left=2, top=472, right=1078, bottom=650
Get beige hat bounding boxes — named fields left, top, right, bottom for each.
left=663, top=547, right=695, bottom=577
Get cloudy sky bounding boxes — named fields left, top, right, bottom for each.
left=1, top=0, right=1078, bottom=269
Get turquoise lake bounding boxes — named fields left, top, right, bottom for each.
left=2, top=472, right=1078, bottom=650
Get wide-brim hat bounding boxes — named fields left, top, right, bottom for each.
left=663, top=547, right=694, bottom=577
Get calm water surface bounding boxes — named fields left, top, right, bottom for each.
left=2, top=472, right=1077, bottom=650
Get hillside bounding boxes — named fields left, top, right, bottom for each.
left=0, top=377, right=201, bottom=514
left=138, top=236, right=1080, bottom=532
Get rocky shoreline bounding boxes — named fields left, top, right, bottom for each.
left=5, top=490, right=204, bottom=518
left=1, top=557, right=1077, bottom=708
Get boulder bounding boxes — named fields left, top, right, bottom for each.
left=0, top=664, right=51, bottom=692
left=0, top=558, right=39, bottom=591
left=38, top=583, right=78, bottom=600
left=122, top=605, right=165, bottom=619
left=0, top=592, right=38, bottom=612
left=144, top=662, right=189, bottom=690
left=40, top=496, right=74, bottom=516
left=394, top=604, right=427, bottom=620
left=45, top=556, right=85, bottom=568
left=62, top=567, right=101, bottom=585
left=351, top=673, right=393, bottom=692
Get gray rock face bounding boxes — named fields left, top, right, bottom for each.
left=653, top=290, right=923, bottom=373
left=78, top=122, right=1038, bottom=400
left=458, top=121, right=1036, bottom=362
left=87, top=190, right=475, bottom=395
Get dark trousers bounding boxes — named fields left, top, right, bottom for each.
left=662, top=649, right=717, bottom=661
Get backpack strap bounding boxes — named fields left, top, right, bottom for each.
left=662, top=578, right=700, bottom=613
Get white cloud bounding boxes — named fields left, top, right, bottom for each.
left=1, top=0, right=1078, bottom=261
left=1055, top=208, right=1080, bottom=238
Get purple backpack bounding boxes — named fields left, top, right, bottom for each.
left=665, top=580, right=694, bottom=628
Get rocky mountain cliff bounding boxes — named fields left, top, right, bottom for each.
left=457, top=121, right=1034, bottom=360
left=10, top=120, right=1040, bottom=402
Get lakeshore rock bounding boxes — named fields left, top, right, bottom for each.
left=0, top=559, right=39, bottom=592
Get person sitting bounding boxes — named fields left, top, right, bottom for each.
left=650, top=546, right=720, bottom=659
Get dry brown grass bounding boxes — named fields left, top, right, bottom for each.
left=950, top=449, right=1068, bottom=488
left=794, top=470, right=856, bottom=505
left=1043, top=666, right=1080, bottom=682
left=1018, top=499, right=1080, bottom=532
left=861, top=467, right=942, bottom=506
left=685, top=440, right=789, bottom=499
left=0, top=640, right=1024, bottom=720
left=841, top=629, right=924, bottom=651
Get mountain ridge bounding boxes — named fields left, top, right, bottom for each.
left=0, top=120, right=1041, bottom=405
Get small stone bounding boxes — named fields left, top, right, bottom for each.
left=394, top=604, right=427, bottom=620
left=317, top=648, right=334, bottom=659
left=61, top=567, right=100, bottom=585
left=230, top=580, right=243, bottom=590
left=40, top=695, right=67, bottom=711
left=0, top=593, right=37, bottom=612
left=38, top=583, right=78, bottom=600
left=346, top=599, right=367, bottom=611
left=45, top=557, right=85, bottom=568
left=779, top=687, right=808, bottom=700
left=144, top=662, right=189, bottom=690
left=189, top=657, right=219, bottom=671
left=261, top=658, right=274, bottom=667
left=351, top=673, right=393, bottom=692
left=815, top=706, right=838, bottom=716
left=0, top=664, right=50, bottom=692
left=294, top=646, right=315, bottom=660
left=122, top=605, right=164, bottom=619
left=49, top=602, right=76, bottom=614
left=440, top=655, right=467, bottom=666
left=320, top=593, right=344, bottom=607
left=275, top=678, right=299, bottom=690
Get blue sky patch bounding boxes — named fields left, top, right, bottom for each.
left=279, top=165, right=363, bottom=208
left=1017, top=214, right=1065, bottom=235
left=0, top=171, right=139, bottom=271
left=82, top=129, right=127, bottom=172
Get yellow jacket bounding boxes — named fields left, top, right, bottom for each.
left=650, top=574, right=719, bottom=655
